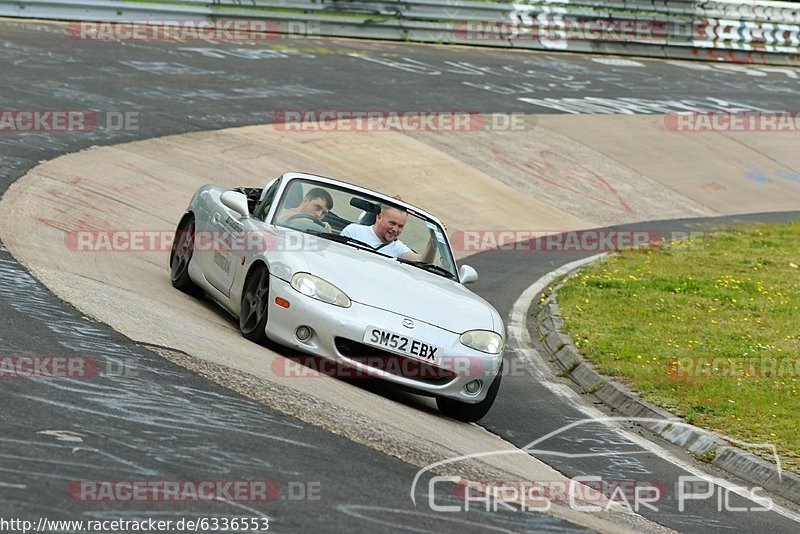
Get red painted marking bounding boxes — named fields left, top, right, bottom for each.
left=689, top=48, right=789, bottom=65
left=46, top=189, right=113, bottom=213
left=695, top=181, right=725, bottom=192
left=37, top=217, right=76, bottom=233
left=489, top=146, right=635, bottom=214
left=114, top=162, right=170, bottom=190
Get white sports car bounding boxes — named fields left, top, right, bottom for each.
left=170, top=172, right=505, bottom=421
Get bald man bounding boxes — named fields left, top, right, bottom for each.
left=340, top=204, right=434, bottom=261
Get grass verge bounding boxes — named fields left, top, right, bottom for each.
left=555, top=222, right=800, bottom=472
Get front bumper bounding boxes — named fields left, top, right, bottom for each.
left=265, top=276, right=503, bottom=403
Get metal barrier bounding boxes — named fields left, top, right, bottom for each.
left=1, top=0, right=799, bottom=65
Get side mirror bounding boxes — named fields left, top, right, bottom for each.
left=459, top=265, right=478, bottom=284
left=220, top=191, right=250, bottom=219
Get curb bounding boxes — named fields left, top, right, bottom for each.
left=533, top=267, right=800, bottom=507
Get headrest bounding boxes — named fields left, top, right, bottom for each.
left=283, top=181, right=304, bottom=209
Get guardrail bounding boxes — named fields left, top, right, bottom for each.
left=1, top=0, right=799, bottom=65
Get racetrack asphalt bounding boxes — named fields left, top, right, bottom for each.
left=2, top=19, right=800, bottom=533
left=0, top=249, right=594, bottom=533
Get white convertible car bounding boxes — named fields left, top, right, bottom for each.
left=170, top=172, right=505, bottom=421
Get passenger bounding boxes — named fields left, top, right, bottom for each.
left=341, top=204, right=435, bottom=261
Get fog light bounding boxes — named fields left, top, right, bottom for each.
left=295, top=326, right=312, bottom=341
left=465, top=380, right=482, bottom=395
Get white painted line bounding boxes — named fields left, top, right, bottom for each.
left=507, top=257, right=800, bottom=524
left=36, top=430, right=85, bottom=443
left=0, top=481, right=27, bottom=489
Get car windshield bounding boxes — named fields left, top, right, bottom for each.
left=271, top=177, right=458, bottom=279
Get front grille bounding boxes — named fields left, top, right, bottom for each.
left=334, top=337, right=457, bottom=386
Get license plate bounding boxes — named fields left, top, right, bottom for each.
left=363, top=326, right=440, bottom=363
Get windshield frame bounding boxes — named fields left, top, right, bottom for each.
left=268, top=175, right=459, bottom=280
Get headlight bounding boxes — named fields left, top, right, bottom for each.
left=460, top=330, right=504, bottom=354
left=290, top=273, right=351, bottom=308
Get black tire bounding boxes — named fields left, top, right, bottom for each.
left=239, top=265, right=270, bottom=344
left=170, top=215, right=203, bottom=297
left=436, top=362, right=503, bottom=423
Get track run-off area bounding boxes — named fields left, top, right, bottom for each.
left=1, top=19, right=800, bottom=532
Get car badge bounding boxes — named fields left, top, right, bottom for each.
left=401, top=318, right=414, bottom=329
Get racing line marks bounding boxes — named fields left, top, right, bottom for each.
left=488, top=146, right=634, bottom=214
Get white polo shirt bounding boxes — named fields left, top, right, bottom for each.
left=340, top=223, right=412, bottom=258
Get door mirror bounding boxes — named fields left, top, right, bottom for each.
left=221, top=191, right=250, bottom=219
left=459, top=265, right=478, bottom=284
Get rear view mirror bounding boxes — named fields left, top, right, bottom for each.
left=459, top=265, right=478, bottom=284
left=350, top=197, right=381, bottom=214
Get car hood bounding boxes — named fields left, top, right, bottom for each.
left=274, top=232, right=498, bottom=333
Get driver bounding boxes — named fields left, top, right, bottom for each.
left=279, top=187, right=334, bottom=230
left=340, top=204, right=436, bottom=262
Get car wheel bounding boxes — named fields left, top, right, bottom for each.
left=436, top=362, right=503, bottom=423
left=240, top=265, right=270, bottom=344
left=170, top=215, right=203, bottom=297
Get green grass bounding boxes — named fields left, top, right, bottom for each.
left=555, top=222, right=800, bottom=472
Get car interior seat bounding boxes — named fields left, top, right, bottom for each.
left=356, top=211, right=378, bottom=226
left=283, top=181, right=304, bottom=210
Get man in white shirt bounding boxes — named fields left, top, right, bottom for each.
left=340, top=205, right=434, bottom=261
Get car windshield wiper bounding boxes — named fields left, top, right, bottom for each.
left=397, top=258, right=456, bottom=279
left=305, top=230, right=386, bottom=256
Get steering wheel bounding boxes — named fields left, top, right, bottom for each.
left=284, top=213, right=327, bottom=228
